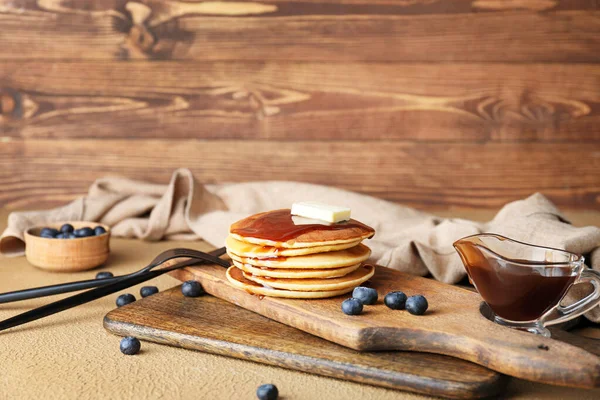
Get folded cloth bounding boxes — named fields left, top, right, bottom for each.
left=2, top=168, right=599, bottom=321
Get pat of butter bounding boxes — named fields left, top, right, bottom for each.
left=291, top=202, right=351, bottom=223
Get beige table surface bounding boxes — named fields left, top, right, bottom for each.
left=1, top=208, right=600, bottom=400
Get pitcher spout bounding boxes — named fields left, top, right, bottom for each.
left=452, top=235, right=488, bottom=272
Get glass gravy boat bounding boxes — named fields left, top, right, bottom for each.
left=453, top=234, right=600, bottom=337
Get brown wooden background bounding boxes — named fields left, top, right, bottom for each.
left=0, top=0, right=599, bottom=210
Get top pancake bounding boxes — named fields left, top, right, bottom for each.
left=230, top=209, right=375, bottom=248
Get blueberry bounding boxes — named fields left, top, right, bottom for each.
left=94, top=226, right=107, bottom=236
left=95, top=271, right=114, bottom=279
left=67, top=233, right=77, bottom=239
left=120, top=336, right=141, bottom=355
left=116, top=293, right=136, bottom=307
left=60, top=223, right=74, bottom=233
left=74, top=227, right=95, bottom=237
left=181, top=280, right=204, bottom=297
left=40, top=227, right=59, bottom=238
left=406, top=295, right=429, bottom=315
left=140, top=286, right=159, bottom=298
left=384, top=291, right=408, bottom=310
left=352, top=286, right=378, bottom=305
left=341, top=298, right=363, bottom=315
left=55, top=233, right=66, bottom=239
left=256, top=384, right=278, bottom=400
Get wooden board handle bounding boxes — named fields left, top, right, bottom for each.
left=357, top=305, right=600, bottom=388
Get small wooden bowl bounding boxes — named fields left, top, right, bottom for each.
left=25, top=222, right=111, bottom=272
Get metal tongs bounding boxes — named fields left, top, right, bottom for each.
left=0, top=247, right=229, bottom=332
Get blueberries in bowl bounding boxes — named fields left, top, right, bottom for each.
left=352, top=286, right=378, bottom=305
left=37, top=224, right=108, bottom=239
left=40, top=227, right=59, bottom=238
left=60, top=223, right=74, bottom=234
left=74, top=227, right=95, bottom=238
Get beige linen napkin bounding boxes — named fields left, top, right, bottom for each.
left=2, top=168, right=599, bottom=321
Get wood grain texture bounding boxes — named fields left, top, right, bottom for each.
left=1, top=62, right=599, bottom=142
left=168, top=264, right=600, bottom=389
left=104, top=287, right=509, bottom=399
left=1, top=139, right=599, bottom=210
left=0, top=1, right=598, bottom=62
left=0, top=1, right=598, bottom=211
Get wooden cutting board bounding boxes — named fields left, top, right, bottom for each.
left=169, top=263, right=600, bottom=389
left=104, top=287, right=508, bottom=399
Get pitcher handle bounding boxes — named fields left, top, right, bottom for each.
left=543, top=268, right=600, bottom=326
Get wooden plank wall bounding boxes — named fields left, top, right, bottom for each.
left=0, top=0, right=599, bottom=210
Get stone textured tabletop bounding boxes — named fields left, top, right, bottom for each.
left=1, top=209, right=599, bottom=400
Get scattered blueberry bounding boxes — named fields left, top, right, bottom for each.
left=384, top=291, right=408, bottom=310
left=256, top=384, right=278, bottom=400
left=406, top=295, right=429, bottom=315
left=181, top=280, right=204, bottom=297
left=341, top=298, right=363, bottom=315
left=40, top=227, right=59, bottom=238
left=96, top=271, right=114, bottom=279
left=60, top=223, right=74, bottom=233
left=120, top=336, right=141, bottom=355
left=116, top=293, right=136, bottom=307
left=352, top=286, right=378, bottom=305
left=94, top=226, right=107, bottom=236
left=74, top=227, right=95, bottom=238
left=140, top=286, right=159, bottom=298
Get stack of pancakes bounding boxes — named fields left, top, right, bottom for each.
left=225, top=209, right=375, bottom=298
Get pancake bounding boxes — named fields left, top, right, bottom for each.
left=233, top=259, right=362, bottom=279
left=230, top=209, right=374, bottom=248
left=227, top=243, right=371, bottom=269
left=242, top=264, right=375, bottom=292
left=226, top=266, right=355, bottom=299
left=226, top=235, right=361, bottom=258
